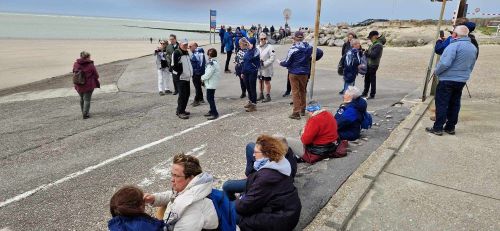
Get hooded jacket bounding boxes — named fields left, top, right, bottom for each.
left=224, top=31, right=235, bottom=52
left=166, top=42, right=179, bottom=69
left=365, top=40, right=383, bottom=67
left=236, top=158, right=301, bottom=231
left=335, top=97, right=368, bottom=141
left=190, top=47, right=206, bottom=76
left=242, top=38, right=261, bottom=75
left=73, top=58, right=100, bottom=94
left=108, top=215, right=165, bottom=231
left=342, top=48, right=361, bottom=83
left=435, top=36, right=477, bottom=83
left=280, top=41, right=323, bottom=75
left=152, top=172, right=218, bottom=231
left=300, top=110, right=339, bottom=164
left=257, top=43, right=276, bottom=77
left=201, top=58, right=220, bottom=89
left=171, top=49, right=193, bottom=81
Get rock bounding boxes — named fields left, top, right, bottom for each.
left=386, top=115, right=393, bottom=119
left=374, top=122, right=381, bottom=126
left=333, top=39, right=344, bottom=47
left=328, top=39, right=336, bottom=47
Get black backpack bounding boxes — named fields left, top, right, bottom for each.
left=73, top=69, right=86, bottom=85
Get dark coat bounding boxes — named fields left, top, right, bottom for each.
left=335, top=97, right=367, bottom=141
left=73, top=58, right=100, bottom=94
left=236, top=168, right=301, bottom=231
left=108, top=215, right=165, bottom=231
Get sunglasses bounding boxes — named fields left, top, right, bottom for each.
left=260, top=38, right=267, bottom=41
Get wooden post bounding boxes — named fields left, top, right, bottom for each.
left=308, top=0, right=322, bottom=101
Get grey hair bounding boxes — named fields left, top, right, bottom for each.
left=454, top=25, right=469, bottom=37
left=80, top=51, right=91, bottom=59
left=259, top=32, right=267, bottom=38
left=345, top=86, right=362, bottom=99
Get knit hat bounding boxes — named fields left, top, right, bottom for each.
left=306, top=101, right=321, bottom=112
left=464, top=21, right=476, bottom=33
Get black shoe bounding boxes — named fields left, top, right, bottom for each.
left=444, top=129, right=456, bottom=135
left=289, top=101, right=293, bottom=105
left=338, top=91, right=344, bottom=95
left=204, top=112, right=212, bottom=117
left=282, top=93, right=290, bottom=97
left=191, top=101, right=200, bottom=107
left=184, top=111, right=191, bottom=116
left=289, top=113, right=301, bottom=120
left=173, top=91, right=178, bottom=95
left=83, top=115, right=90, bottom=119
left=159, top=91, right=166, bottom=96
left=207, top=115, right=219, bottom=120
left=165, top=90, right=172, bottom=95
left=240, top=93, right=246, bottom=99
left=425, top=127, right=443, bottom=136
left=300, top=109, right=306, bottom=116
left=177, top=113, right=189, bottom=119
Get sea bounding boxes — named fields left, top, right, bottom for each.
left=0, top=12, right=211, bottom=41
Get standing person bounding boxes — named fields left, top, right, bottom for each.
left=242, top=37, right=261, bottom=112
left=235, top=38, right=249, bottom=99
left=270, top=25, right=275, bottom=38
left=155, top=40, right=172, bottom=95
left=262, top=26, right=269, bottom=36
left=223, top=27, right=235, bottom=73
left=240, top=26, right=248, bottom=38
left=189, top=42, right=206, bottom=107
left=426, top=25, right=477, bottom=136
left=73, top=51, right=100, bottom=119
left=362, top=31, right=384, bottom=99
left=234, top=27, right=243, bottom=52
left=257, top=33, right=276, bottom=103
left=201, top=48, right=221, bottom=120
left=341, top=32, right=357, bottom=56
left=279, top=31, right=323, bottom=120
left=166, top=34, right=180, bottom=95
left=171, top=40, right=193, bottom=119
left=150, top=37, right=153, bottom=44
left=339, top=39, right=362, bottom=94
left=219, top=25, right=226, bottom=54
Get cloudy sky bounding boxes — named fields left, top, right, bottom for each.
left=1, top=0, right=499, bottom=27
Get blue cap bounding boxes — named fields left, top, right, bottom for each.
left=248, top=37, right=257, bottom=47
left=306, top=101, right=321, bottom=112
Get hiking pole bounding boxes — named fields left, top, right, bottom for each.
left=465, top=83, right=472, bottom=98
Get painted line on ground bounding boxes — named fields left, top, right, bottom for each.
left=0, top=113, right=236, bottom=208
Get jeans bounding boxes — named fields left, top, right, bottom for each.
left=225, top=51, right=233, bottom=71
left=244, top=72, right=258, bottom=104
left=289, top=74, right=308, bottom=114
left=157, top=68, right=171, bottom=92
left=363, top=65, right=378, bottom=97
left=78, top=90, right=93, bottom=116
left=176, top=80, right=190, bottom=114
left=206, top=89, right=218, bottom=116
left=192, top=74, right=204, bottom=102
left=244, top=142, right=256, bottom=176
left=222, top=179, right=247, bottom=201
left=433, top=81, right=466, bottom=131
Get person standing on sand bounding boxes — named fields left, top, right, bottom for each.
left=242, top=37, right=261, bottom=112
left=166, top=34, right=180, bottom=95
left=155, top=40, right=172, bottom=96
left=219, top=25, right=226, bottom=54
left=73, top=51, right=100, bottom=119
left=189, top=42, right=206, bottom=107
left=171, top=40, right=193, bottom=119
left=201, top=48, right=221, bottom=120
left=362, top=31, right=384, bottom=99
left=257, top=33, right=276, bottom=103
left=223, top=27, right=235, bottom=73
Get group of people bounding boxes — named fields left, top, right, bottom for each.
left=107, top=84, right=370, bottom=230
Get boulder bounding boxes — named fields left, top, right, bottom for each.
left=327, top=39, right=336, bottom=47
left=333, top=39, right=344, bottom=47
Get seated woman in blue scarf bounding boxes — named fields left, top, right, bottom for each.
left=335, top=86, right=368, bottom=141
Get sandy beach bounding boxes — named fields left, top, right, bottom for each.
left=0, top=39, right=208, bottom=90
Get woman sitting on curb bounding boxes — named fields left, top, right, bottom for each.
left=335, top=86, right=368, bottom=141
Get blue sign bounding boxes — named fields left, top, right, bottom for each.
left=210, top=10, right=216, bottom=29
left=210, top=10, right=216, bottom=17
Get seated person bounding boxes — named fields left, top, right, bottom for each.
left=143, top=153, right=218, bottom=231
left=335, top=86, right=368, bottom=141
left=222, top=135, right=297, bottom=201
left=287, top=101, right=339, bottom=164
left=108, top=186, right=165, bottom=231
left=235, top=135, right=301, bottom=231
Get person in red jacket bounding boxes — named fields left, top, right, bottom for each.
left=287, top=101, right=339, bottom=164
left=73, top=51, right=100, bottom=119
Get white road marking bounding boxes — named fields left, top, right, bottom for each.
left=0, top=113, right=236, bottom=208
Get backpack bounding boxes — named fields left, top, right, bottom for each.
left=361, top=111, right=372, bottom=129
left=73, top=69, right=86, bottom=85
left=207, top=189, right=237, bottom=231
left=337, top=55, right=345, bottom=76
left=358, top=54, right=368, bottom=75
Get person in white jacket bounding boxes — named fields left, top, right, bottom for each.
left=257, top=33, right=276, bottom=103
left=144, top=153, right=218, bottom=231
left=201, top=48, right=221, bottom=120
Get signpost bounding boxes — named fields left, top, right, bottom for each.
left=308, top=0, right=322, bottom=101
left=210, top=10, right=216, bottom=44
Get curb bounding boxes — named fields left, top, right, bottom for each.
left=304, top=96, right=434, bottom=231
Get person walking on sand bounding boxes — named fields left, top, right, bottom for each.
left=257, top=33, right=276, bottom=103
left=73, top=51, right=100, bottom=119
left=155, top=40, right=172, bottom=95
left=201, top=48, right=221, bottom=120
left=223, top=27, right=235, bottom=73
left=279, top=31, right=323, bottom=120
left=171, top=40, right=193, bottom=119
left=166, top=34, right=180, bottom=95
left=426, top=25, right=477, bottom=136
left=219, top=25, right=226, bottom=54
left=362, top=31, right=384, bottom=99
left=189, top=42, right=206, bottom=107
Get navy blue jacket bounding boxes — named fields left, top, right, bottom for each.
left=219, top=28, right=226, bottom=40
left=224, top=31, right=235, bottom=52
left=280, top=42, right=323, bottom=75
left=335, top=97, right=367, bottom=141
left=190, top=47, right=206, bottom=76
left=342, top=48, right=361, bottom=83
left=108, top=215, right=165, bottom=231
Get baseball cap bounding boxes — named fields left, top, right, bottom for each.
left=367, top=30, right=379, bottom=39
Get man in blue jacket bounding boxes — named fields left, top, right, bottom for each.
left=426, top=25, right=477, bottom=136
left=219, top=25, right=226, bottom=54
left=224, top=27, right=235, bottom=73
left=189, top=42, right=206, bottom=107
left=279, top=31, right=323, bottom=120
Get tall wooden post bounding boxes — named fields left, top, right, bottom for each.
left=308, top=0, right=322, bottom=101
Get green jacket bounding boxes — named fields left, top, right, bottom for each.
left=365, top=40, right=383, bottom=67
left=165, top=42, right=179, bottom=69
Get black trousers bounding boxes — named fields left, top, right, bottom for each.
left=363, top=65, right=379, bottom=97
left=172, top=72, right=180, bottom=93
left=176, top=80, right=190, bottom=114
left=192, top=74, right=204, bottom=102
left=225, top=51, right=233, bottom=71
left=284, top=73, right=291, bottom=95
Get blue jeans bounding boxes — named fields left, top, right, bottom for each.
left=244, top=72, right=258, bottom=104
left=206, top=89, right=218, bottom=116
left=433, top=81, right=466, bottom=131
left=222, top=142, right=254, bottom=201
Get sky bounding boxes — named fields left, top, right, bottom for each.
left=1, top=0, right=499, bottom=27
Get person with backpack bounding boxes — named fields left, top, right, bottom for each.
left=144, top=153, right=219, bottom=231
left=234, top=135, right=301, bottom=231
left=189, top=42, right=206, bottom=107
left=73, top=51, right=100, bottom=119
left=242, top=37, right=261, bottom=112
left=171, top=40, right=193, bottom=119
left=335, top=86, right=369, bottom=141
left=362, top=31, right=384, bottom=99
left=108, top=186, right=165, bottom=231
left=339, top=39, right=364, bottom=95
left=201, top=48, right=221, bottom=120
